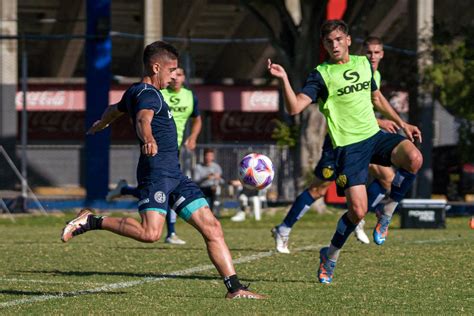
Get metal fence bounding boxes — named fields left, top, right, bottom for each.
left=1, top=143, right=296, bottom=202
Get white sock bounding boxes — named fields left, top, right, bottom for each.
left=278, top=224, right=292, bottom=236
left=327, top=244, right=340, bottom=262
left=382, top=199, right=399, bottom=218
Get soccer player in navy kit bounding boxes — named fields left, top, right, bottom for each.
left=61, top=41, right=263, bottom=299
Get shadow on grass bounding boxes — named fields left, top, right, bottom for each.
left=17, top=270, right=311, bottom=284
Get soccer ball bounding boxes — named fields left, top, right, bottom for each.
left=238, top=153, right=274, bottom=190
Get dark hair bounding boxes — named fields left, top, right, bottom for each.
left=143, top=41, right=179, bottom=66
left=204, top=148, right=214, bottom=154
left=320, top=20, right=349, bottom=39
left=363, top=36, right=383, bottom=47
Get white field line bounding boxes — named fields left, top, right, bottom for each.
left=0, top=278, right=106, bottom=286
left=0, top=244, right=321, bottom=309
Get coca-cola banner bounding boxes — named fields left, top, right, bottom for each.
left=16, top=84, right=279, bottom=112
left=23, top=112, right=135, bottom=140
left=211, top=112, right=279, bottom=142
left=15, top=84, right=126, bottom=111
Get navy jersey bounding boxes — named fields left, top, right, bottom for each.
left=117, top=82, right=181, bottom=181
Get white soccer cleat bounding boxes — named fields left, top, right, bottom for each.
left=271, top=226, right=290, bottom=254
left=354, top=219, right=370, bottom=244
left=231, top=211, right=246, bottom=222
left=61, top=209, right=93, bottom=242
left=165, top=233, right=186, bottom=245
left=106, top=179, right=128, bottom=202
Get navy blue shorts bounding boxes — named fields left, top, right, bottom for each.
left=334, top=130, right=406, bottom=190
left=314, top=134, right=337, bottom=181
left=137, top=175, right=208, bottom=221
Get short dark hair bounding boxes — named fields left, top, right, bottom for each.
left=363, top=36, right=383, bottom=47
left=204, top=148, right=214, bottom=154
left=320, top=20, right=349, bottom=39
left=143, top=41, right=179, bottom=66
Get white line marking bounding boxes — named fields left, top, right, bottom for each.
left=0, top=278, right=106, bottom=286
left=0, top=244, right=322, bottom=309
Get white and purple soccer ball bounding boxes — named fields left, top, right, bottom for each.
left=238, top=153, right=274, bottom=190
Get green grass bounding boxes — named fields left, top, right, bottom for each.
left=0, top=209, right=472, bottom=314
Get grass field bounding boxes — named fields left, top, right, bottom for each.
left=0, top=208, right=472, bottom=314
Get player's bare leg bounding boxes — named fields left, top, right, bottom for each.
left=373, top=140, right=423, bottom=245
left=61, top=209, right=166, bottom=243
left=354, top=164, right=395, bottom=244
left=318, top=185, right=367, bottom=283
left=188, top=205, right=265, bottom=299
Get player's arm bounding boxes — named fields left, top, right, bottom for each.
left=268, top=59, right=313, bottom=115
left=184, top=116, right=202, bottom=151
left=372, top=90, right=422, bottom=142
left=86, top=104, right=124, bottom=135
left=136, top=109, right=158, bottom=156
left=376, top=118, right=399, bottom=133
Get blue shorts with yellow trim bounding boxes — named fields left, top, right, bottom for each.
left=137, top=175, right=208, bottom=221
left=314, top=134, right=337, bottom=181
left=334, top=130, right=406, bottom=191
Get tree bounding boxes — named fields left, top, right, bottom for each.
left=241, top=0, right=328, bottom=191
left=425, top=36, right=474, bottom=163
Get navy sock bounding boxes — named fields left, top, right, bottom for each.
left=282, top=190, right=316, bottom=228
left=224, top=274, right=244, bottom=293
left=330, top=212, right=358, bottom=249
left=389, top=169, right=417, bottom=202
left=367, top=179, right=387, bottom=213
left=166, top=210, right=177, bottom=237
left=87, top=214, right=104, bottom=230
left=120, top=186, right=140, bottom=198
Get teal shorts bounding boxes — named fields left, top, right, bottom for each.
left=137, top=175, right=209, bottom=221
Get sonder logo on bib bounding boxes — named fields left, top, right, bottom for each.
left=337, top=69, right=370, bottom=96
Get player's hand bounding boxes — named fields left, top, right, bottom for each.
left=142, top=141, right=158, bottom=156
left=402, top=123, right=422, bottom=143
left=378, top=119, right=400, bottom=133
left=267, top=59, right=287, bottom=79
left=86, top=120, right=109, bottom=135
left=184, top=137, right=196, bottom=151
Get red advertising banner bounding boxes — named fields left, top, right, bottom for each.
left=210, top=111, right=279, bottom=142
left=16, top=84, right=279, bottom=112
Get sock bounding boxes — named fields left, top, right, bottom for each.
left=277, top=224, right=292, bottom=236
left=367, top=179, right=387, bottom=213
left=223, top=274, right=244, bottom=293
left=87, top=215, right=104, bottom=230
left=330, top=212, right=358, bottom=252
left=327, top=244, right=341, bottom=262
left=166, top=210, right=177, bottom=237
left=389, top=168, right=417, bottom=202
left=381, top=200, right=399, bottom=218
left=121, top=186, right=140, bottom=198
left=282, top=190, right=316, bottom=228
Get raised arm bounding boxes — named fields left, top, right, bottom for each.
left=267, top=59, right=313, bottom=115
left=136, top=109, right=158, bottom=156
left=372, top=90, right=422, bottom=143
left=86, top=104, right=124, bottom=135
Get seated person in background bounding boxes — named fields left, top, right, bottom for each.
left=229, top=179, right=267, bottom=222
left=193, top=148, right=224, bottom=217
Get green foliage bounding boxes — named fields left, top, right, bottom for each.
left=425, top=39, right=474, bottom=120
left=425, top=38, right=474, bottom=162
left=271, top=119, right=299, bottom=148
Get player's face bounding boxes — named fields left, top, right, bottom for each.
left=323, top=29, right=351, bottom=63
left=204, top=152, right=214, bottom=164
left=365, top=43, right=384, bottom=70
left=170, top=68, right=185, bottom=90
left=157, top=58, right=178, bottom=89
